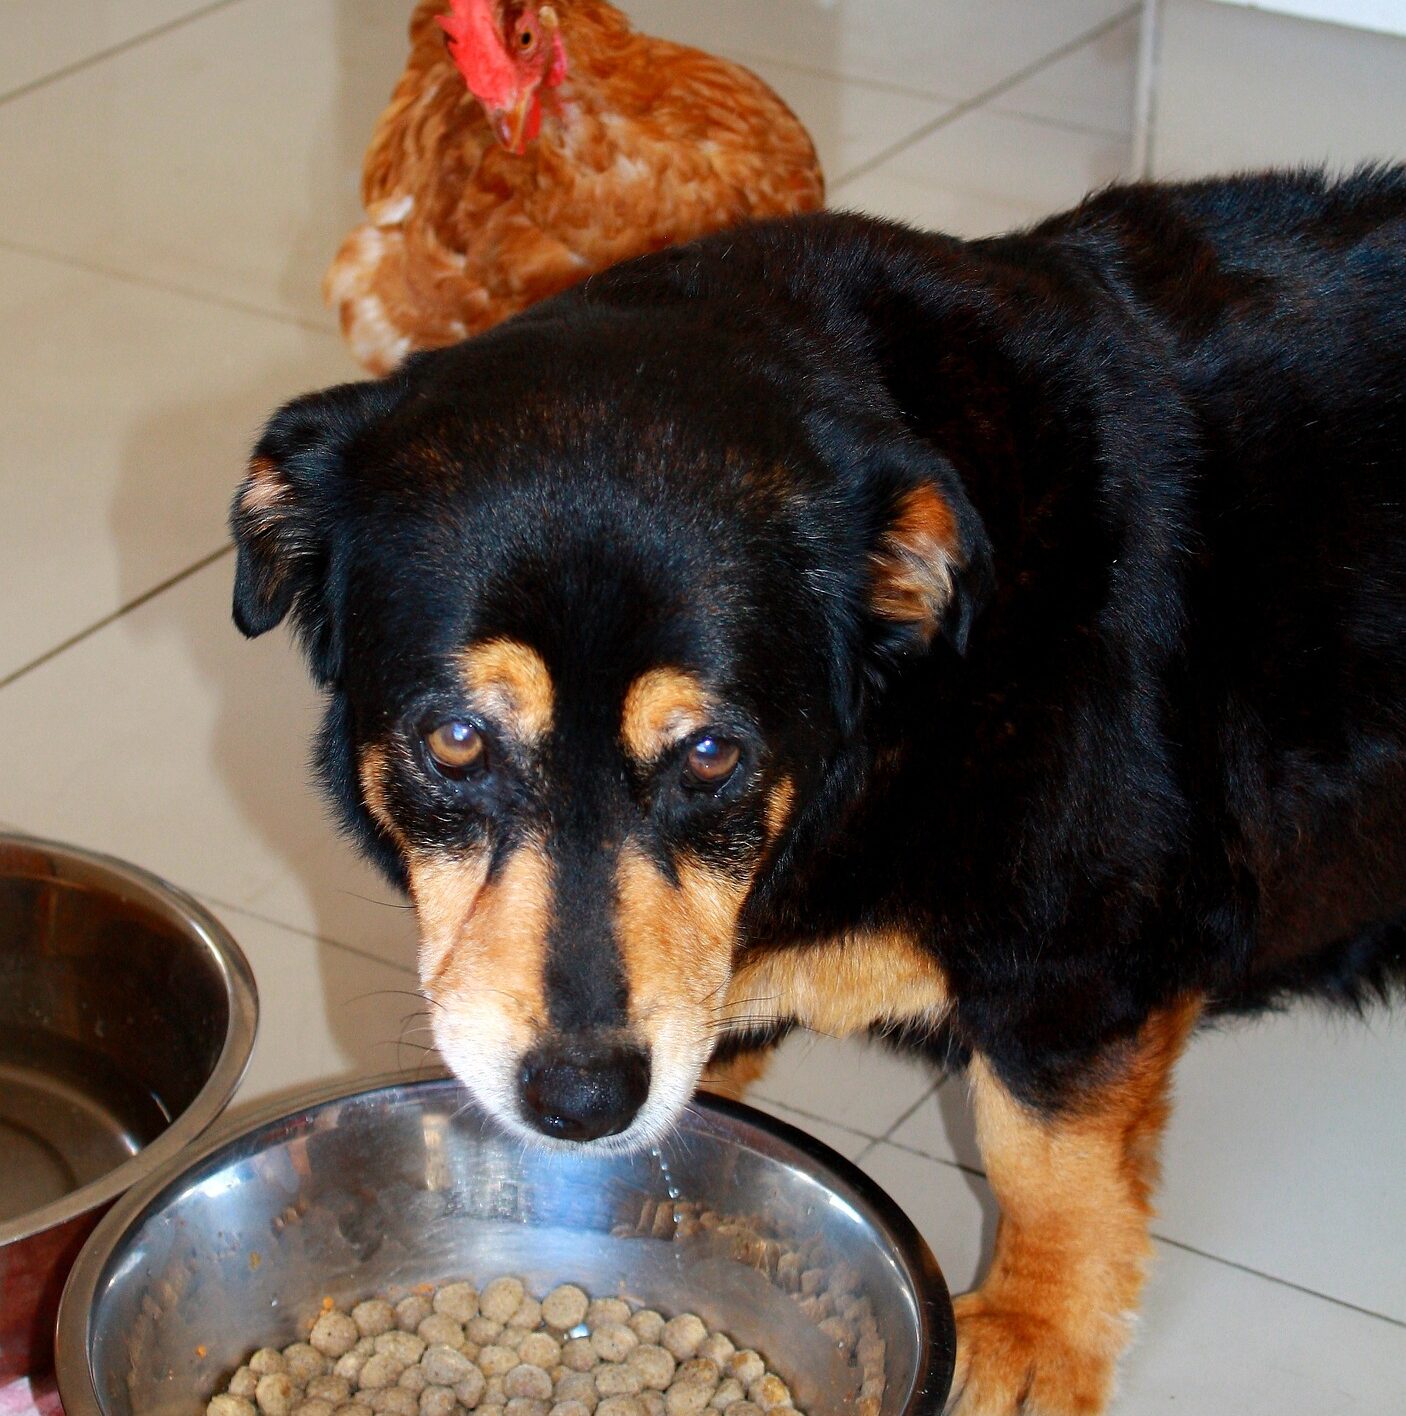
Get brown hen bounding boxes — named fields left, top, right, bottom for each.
left=325, top=0, right=824, bottom=374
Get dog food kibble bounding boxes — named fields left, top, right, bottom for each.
left=661, top=1317, right=708, bottom=1362
left=477, top=1344, right=520, bottom=1378
left=541, top=1283, right=590, bottom=1331
left=629, top=1345, right=676, bottom=1390
left=629, top=1310, right=666, bottom=1345
left=747, top=1377, right=792, bottom=1412
left=726, top=1353, right=766, bottom=1388
left=353, top=1302, right=398, bottom=1339
left=229, top=1369, right=259, bottom=1400
left=591, top=1324, right=639, bottom=1364
left=208, top=1399, right=256, bottom=1416
left=417, top=1388, right=455, bottom=1416
left=415, top=1314, right=465, bottom=1351
left=711, top=1378, right=745, bottom=1409
left=208, top=1279, right=806, bottom=1416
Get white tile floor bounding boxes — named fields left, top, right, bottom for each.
left=2, top=2, right=1403, bottom=1410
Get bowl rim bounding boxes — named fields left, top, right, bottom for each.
left=56, top=1072, right=956, bottom=1416
left=0, top=831, right=259, bottom=1248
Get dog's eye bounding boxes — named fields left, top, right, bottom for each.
left=423, top=719, right=487, bottom=779
left=683, top=735, right=741, bottom=789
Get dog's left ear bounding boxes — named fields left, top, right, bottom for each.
left=861, top=435, right=993, bottom=659
left=230, top=377, right=402, bottom=682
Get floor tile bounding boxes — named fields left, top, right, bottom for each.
left=856, top=1142, right=993, bottom=1295
left=1122, top=1240, right=1406, bottom=1415
left=722, top=54, right=955, bottom=186
left=886, top=1078, right=982, bottom=1169
left=0, top=0, right=225, bottom=98
left=0, top=0, right=409, bottom=328
left=212, top=902, right=432, bottom=1116
left=832, top=106, right=1131, bottom=237
left=751, top=1030, right=937, bottom=1138
left=0, top=553, right=420, bottom=970
left=886, top=1007, right=1406, bottom=1323
left=0, top=246, right=348, bottom=680
left=739, top=1095, right=876, bottom=1163
left=1159, top=1007, right=1406, bottom=1323
left=856, top=1142, right=1406, bottom=1412
left=1151, top=0, right=1406, bottom=176
left=990, top=10, right=1139, bottom=137
left=628, top=0, right=1135, bottom=101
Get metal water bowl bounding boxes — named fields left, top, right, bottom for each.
left=0, top=833, right=257, bottom=1378
left=57, top=1076, right=955, bottom=1414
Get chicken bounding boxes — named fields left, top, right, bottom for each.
left=325, top=0, right=824, bottom=373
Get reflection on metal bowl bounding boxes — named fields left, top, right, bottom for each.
left=0, top=834, right=257, bottom=1379
left=58, top=1075, right=954, bottom=1415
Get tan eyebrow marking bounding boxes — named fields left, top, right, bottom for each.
left=459, top=638, right=555, bottom=744
left=620, top=667, right=715, bottom=762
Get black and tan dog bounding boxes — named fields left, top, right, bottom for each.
left=232, top=167, right=1406, bottom=1414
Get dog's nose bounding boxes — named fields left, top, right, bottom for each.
left=518, top=1038, right=651, bottom=1141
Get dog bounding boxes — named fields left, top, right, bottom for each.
left=231, top=166, right=1406, bottom=1415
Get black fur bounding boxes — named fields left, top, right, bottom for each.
left=234, top=167, right=1406, bottom=1109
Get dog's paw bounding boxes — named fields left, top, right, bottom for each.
left=945, top=1292, right=1116, bottom=1416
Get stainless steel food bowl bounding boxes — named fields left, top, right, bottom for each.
left=57, top=1075, right=954, bottom=1415
left=0, top=833, right=257, bottom=1379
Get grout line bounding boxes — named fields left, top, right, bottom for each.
left=830, top=3, right=1142, bottom=195
left=750, top=1094, right=885, bottom=1148
left=716, top=46, right=966, bottom=106
left=878, top=1078, right=945, bottom=1143
left=0, top=237, right=341, bottom=339
left=203, top=893, right=421, bottom=977
left=0, top=542, right=235, bottom=692
left=976, top=109, right=1132, bottom=143
left=0, top=0, right=252, bottom=108
left=1148, top=1236, right=1406, bottom=1331
left=869, top=1133, right=1406, bottom=1330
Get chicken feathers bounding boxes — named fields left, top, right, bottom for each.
left=325, top=0, right=824, bottom=374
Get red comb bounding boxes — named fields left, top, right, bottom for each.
left=436, top=0, right=518, bottom=112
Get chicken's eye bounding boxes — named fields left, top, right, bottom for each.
left=423, top=719, right=487, bottom=779
left=683, top=736, right=741, bottom=790
left=519, top=27, right=535, bottom=47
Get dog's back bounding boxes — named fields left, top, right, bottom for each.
left=1023, top=169, right=1406, bottom=1002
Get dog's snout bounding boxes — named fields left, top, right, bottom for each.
left=518, top=1037, right=651, bottom=1142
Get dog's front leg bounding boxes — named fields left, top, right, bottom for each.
left=948, top=1001, right=1201, bottom=1416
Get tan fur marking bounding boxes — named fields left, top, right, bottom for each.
left=460, top=638, right=555, bottom=744
left=239, top=455, right=288, bottom=515
left=870, top=484, right=961, bottom=635
left=613, top=844, right=747, bottom=1116
left=357, top=744, right=404, bottom=846
left=725, top=931, right=950, bottom=1038
left=951, top=999, right=1203, bottom=1416
left=700, top=1047, right=774, bottom=1101
left=620, top=667, right=714, bottom=762
left=410, top=838, right=549, bottom=1030
left=764, top=776, right=796, bottom=841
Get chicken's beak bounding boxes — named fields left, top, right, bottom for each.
left=490, top=93, right=535, bottom=155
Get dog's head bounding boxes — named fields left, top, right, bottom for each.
left=232, top=298, right=990, bottom=1150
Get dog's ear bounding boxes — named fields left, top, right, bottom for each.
left=230, top=379, right=400, bottom=682
left=868, top=465, right=993, bottom=658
